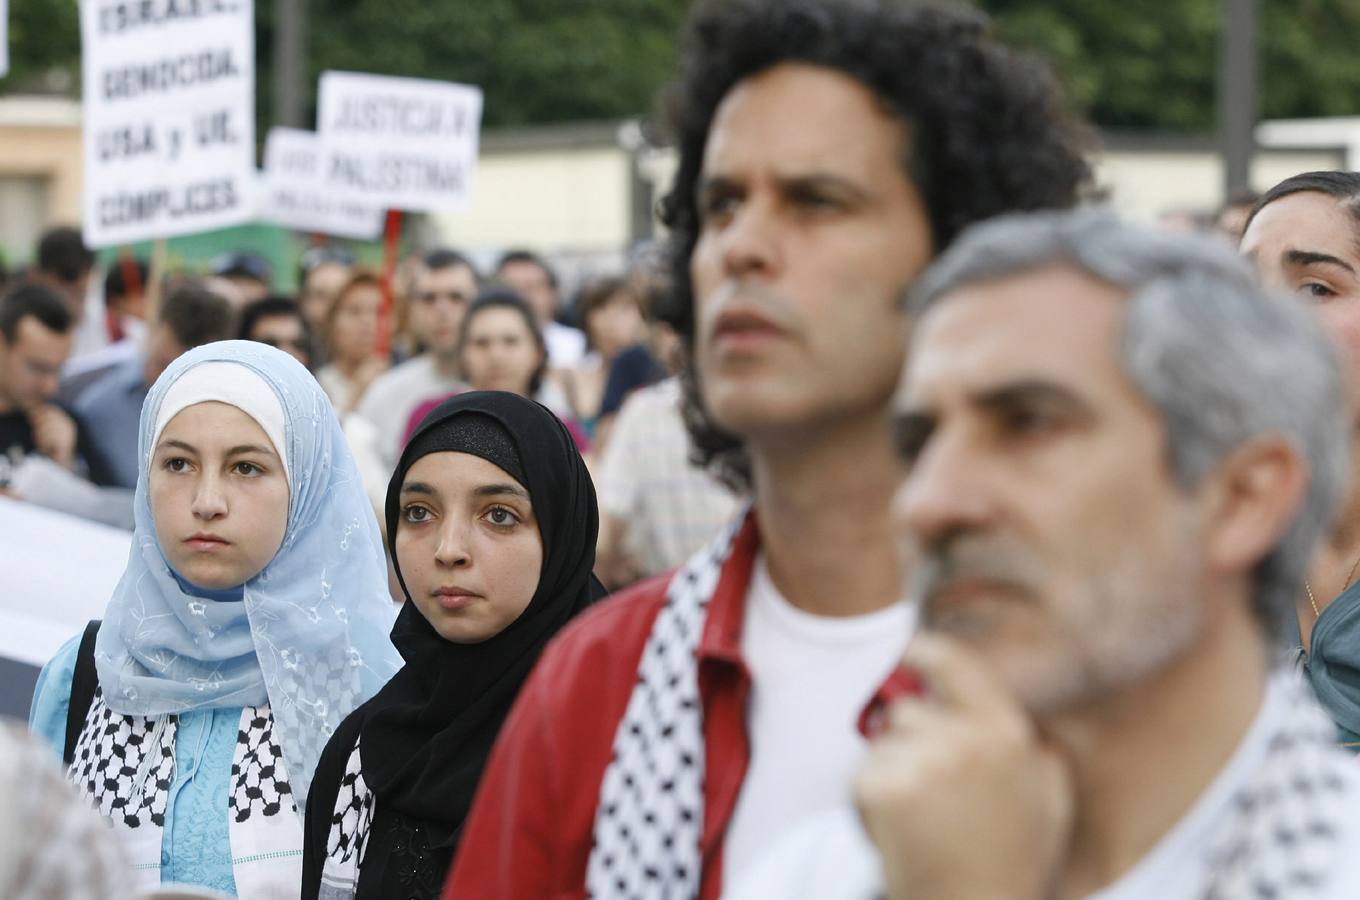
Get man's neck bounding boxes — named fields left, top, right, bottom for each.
left=1299, top=474, right=1360, bottom=651
left=430, top=350, right=461, bottom=380
left=749, top=414, right=904, bottom=617
left=1051, top=600, right=1269, bottom=899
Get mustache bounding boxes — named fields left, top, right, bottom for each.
left=909, top=535, right=1044, bottom=611
left=699, top=279, right=799, bottom=337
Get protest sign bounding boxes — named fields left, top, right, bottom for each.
left=259, top=127, right=384, bottom=239
left=81, top=0, right=255, bottom=247
left=317, top=70, right=482, bottom=213
left=1, top=0, right=9, bottom=79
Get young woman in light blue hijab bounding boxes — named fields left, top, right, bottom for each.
left=29, top=340, right=402, bottom=897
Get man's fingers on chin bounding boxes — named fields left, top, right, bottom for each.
left=901, top=633, right=1018, bottom=718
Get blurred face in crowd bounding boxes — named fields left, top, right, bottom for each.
left=225, top=275, right=270, bottom=306
left=460, top=307, right=544, bottom=397
left=892, top=266, right=1212, bottom=713
left=142, top=323, right=189, bottom=387
left=1241, top=192, right=1360, bottom=388
left=689, top=63, right=931, bottom=441
left=203, top=277, right=248, bottom=310
left=249, top=313, right=311, bottom=367
left=497, top=259, right=558, bottom=325
left=150, top=401, right=290, bottom=590
left=395, top=451, right=543, bottom=643
left=330, top=282, right=383, bottom=368
left=585, top=289, right=647, bottom=361
left=0, top=316, right=72, bottom=412
left=411, top=264, right=477, bottom=357
left=299, top=261, right=351, bottom=331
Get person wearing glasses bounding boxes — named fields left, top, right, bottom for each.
left=345, top=249, right=478, bottom=509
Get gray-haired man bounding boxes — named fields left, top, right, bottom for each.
left=727, top=208, right=1360, bottom=899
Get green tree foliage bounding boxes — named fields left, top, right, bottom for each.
left=976, top=0, right=1360, bottom=131
left=3, top=0, right=81, bottom=94
left=262, top=0, right=687, bottom=128
left=7, top=0, right=1360, bottom=134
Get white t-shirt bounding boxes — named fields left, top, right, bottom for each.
left=544, top=320, right=587, bottom=368
left=721, top=555, right=913, bottom=885
left=723, top=674, right=1360, bottom=900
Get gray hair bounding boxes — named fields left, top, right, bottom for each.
left=908, top=207, right=1350, bottom=642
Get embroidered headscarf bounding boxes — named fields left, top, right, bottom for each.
left=94, top=340, right=403, bottom=806
left=359, top=390, right=606, bottom=849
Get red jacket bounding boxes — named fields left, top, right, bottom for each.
left=444, top=514, right=761, bottom=900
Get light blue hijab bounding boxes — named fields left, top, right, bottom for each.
left=94, top=340, right=402, bottom=805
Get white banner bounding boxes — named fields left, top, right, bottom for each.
left=259, top=127, right=384, bottom=239
left=81, top=0, right=255, bottom=248
left=1, top=0, right=9, bottom=79
left=317, top=70, right=482, bottom=213
left=0, top=498, right=130, bottom=666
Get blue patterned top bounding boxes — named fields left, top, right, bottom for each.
left=31, top=634, right=240, bottom=896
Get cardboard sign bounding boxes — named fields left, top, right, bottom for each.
left=317, top=70, right=482, bottom=213
left=260, top=127, right=384, bottom=239
left=81, top=0, right=255, bottom=247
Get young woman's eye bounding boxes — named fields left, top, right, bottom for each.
left=232, top=461, right=263, bottom=476
left=484, top=506, right=521, bottom=528
left=1300, top=281, right=1338, bottom=301
left=402, top=505, right=433, bottom=524
left=164, top=457, right=191, bottom=473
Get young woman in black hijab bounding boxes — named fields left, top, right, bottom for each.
left=302, top=390, right=604, bottom=900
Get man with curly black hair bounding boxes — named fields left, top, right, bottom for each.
left=446, top=2, right=1090, bottom=897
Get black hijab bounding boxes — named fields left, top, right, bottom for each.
left=359, top=390, right=604, bottom=849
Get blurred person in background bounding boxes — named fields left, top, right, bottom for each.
left=553, top=275, right=650, bottom=438
left=403, top=288, right=589, bottom=452
left=1241, top=170, right=1360, bottom=750
left=30, top=341, right=402, bottom=898
left=103, top=256, right=150, bottom=347
left=237, top=295, right=313, bottom=369
left=0, top=283, right=78, bottom=481
left=33, top=226, right=101, bottom=358
left=297, top=245, right=355, bottom=353
left=0, top=720, right=135, bottom=900
left=347, top=248, right=477, bottom=508
left=210, top=250, right=272, bottom=306
left=74, top=282, right=235, bottom=489
left=1216, top=189, right=1259, bottom=244
left=495, top=249, right=586, bottom=367
left=59, top=256, right=150, bottom=390
left=594, top=371, right=739, bottom=588
left=316, top=271, right=389, bottom=415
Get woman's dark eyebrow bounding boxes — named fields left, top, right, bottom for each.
left=474, top=483, right=529, bottom=499
left=226, top=444, right=276, bottom=457
left=401, top=482, right=437, bottom=496
left=156, top=438, right=198, bottom=454
left=1285, top=248, right=1356, bottom=274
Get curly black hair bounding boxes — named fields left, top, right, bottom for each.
left=655, top=0, right=1093, bottom=492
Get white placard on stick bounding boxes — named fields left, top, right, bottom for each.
left=317, top=71, right=482, bottom=213
left=81, top=0, right=255, bottom=248
left=260, top=127, right=384, bottom=240
left=1, top=0, right=9, bottom=79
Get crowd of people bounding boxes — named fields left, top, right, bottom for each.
left=6, top=0, right=1360, bottom=898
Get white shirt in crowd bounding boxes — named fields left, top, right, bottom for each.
left=544, top=320, right=587, bottom=368
left=596, top=378, right=740, bottom=577
left=722, top=555, right=914, bottom=885
left=723, top=674, right=1360, bottom=900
